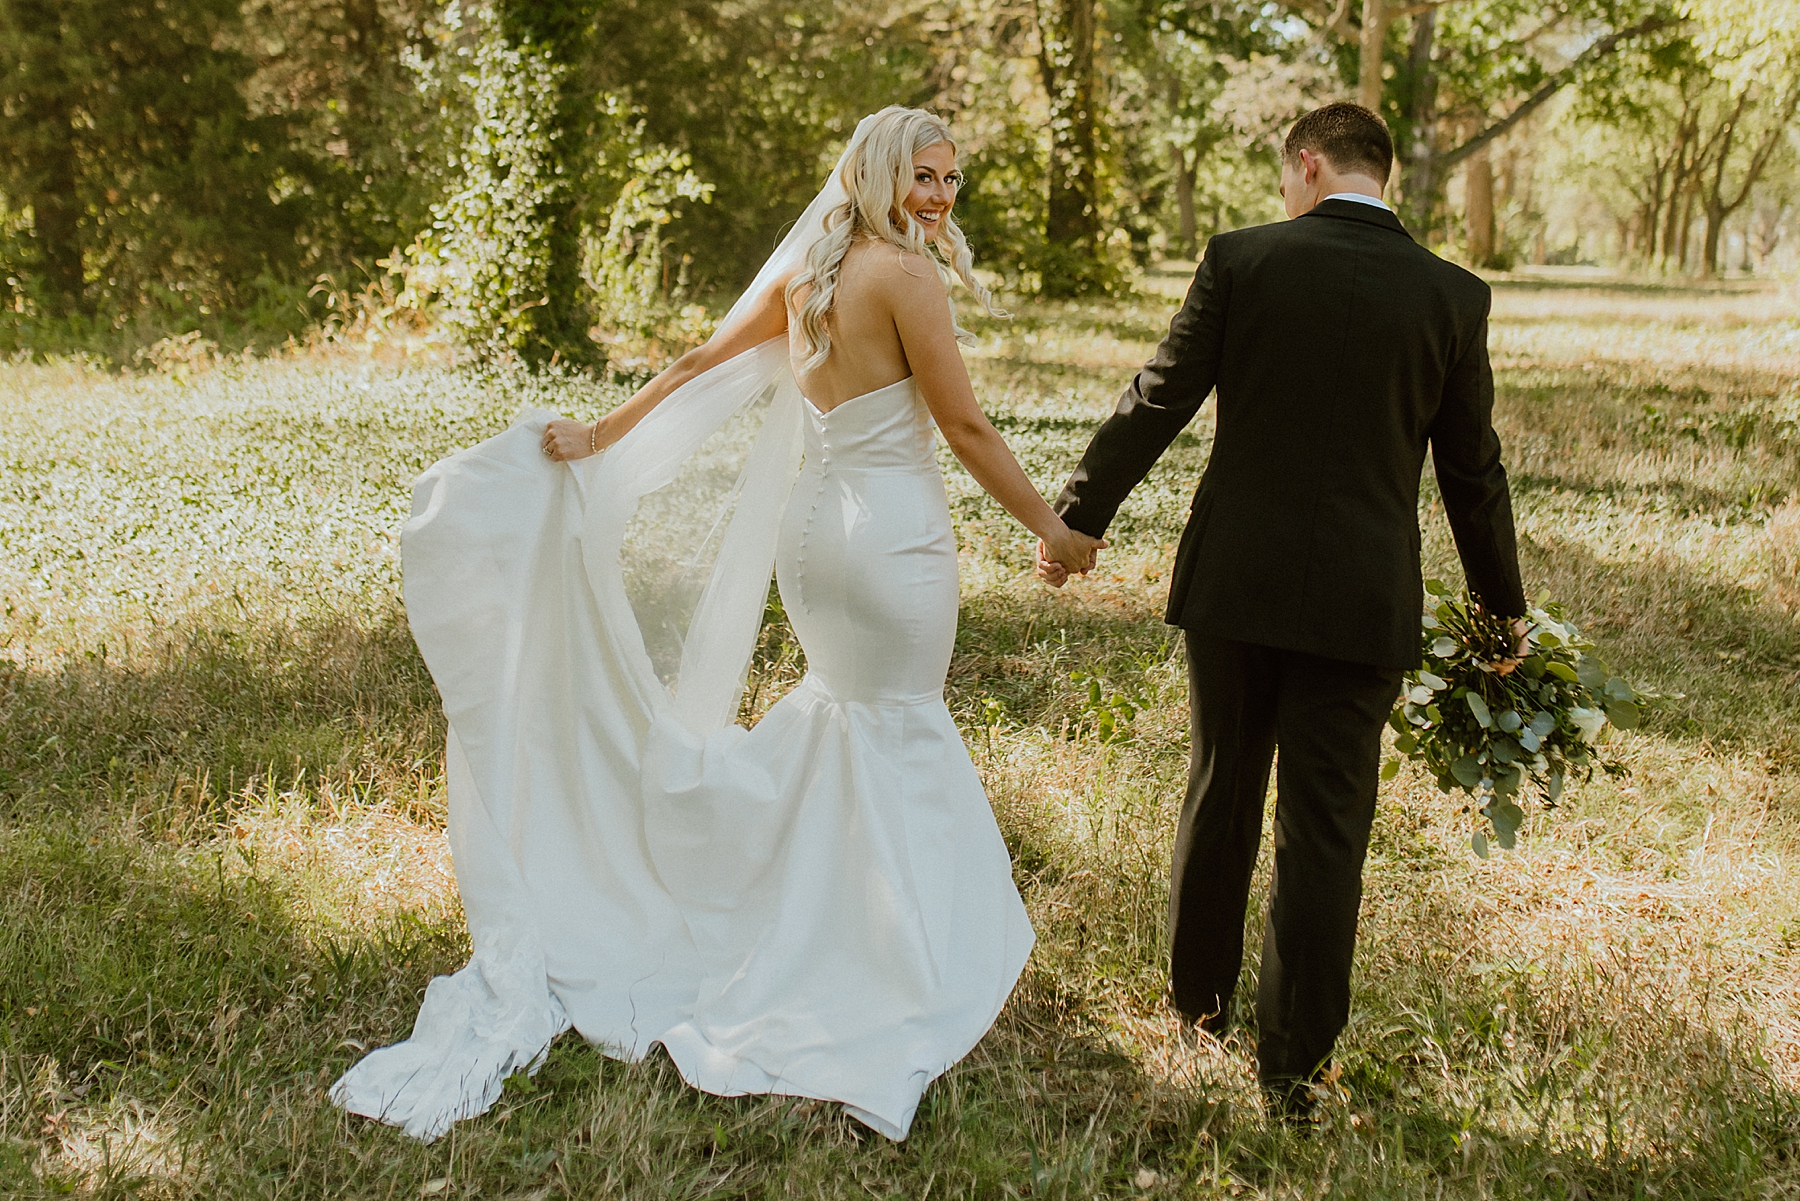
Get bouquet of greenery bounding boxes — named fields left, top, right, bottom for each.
left=1385, top=582, right=1650, bottom=856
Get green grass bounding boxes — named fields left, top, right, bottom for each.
left=3, top=275, right=1799, bottom=1197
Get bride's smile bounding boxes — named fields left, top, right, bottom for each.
left=902, top=141, right=961, bottom=239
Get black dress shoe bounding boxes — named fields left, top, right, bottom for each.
left=1172, top=991, right=1231, bottom=1036
left=1261, top=1075, right=1317, bottom=1127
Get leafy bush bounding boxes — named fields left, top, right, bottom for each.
left=396, top=10, right=568, bottom=360
left=582, top=134, right=717, bottom=377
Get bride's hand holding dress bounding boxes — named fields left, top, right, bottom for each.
left=539, top=274, right=793, bottom=462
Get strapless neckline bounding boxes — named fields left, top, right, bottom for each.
left=802, top=375, right=915, bottom=417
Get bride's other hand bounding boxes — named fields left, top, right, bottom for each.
left=542, top=418, right=604, bottom=461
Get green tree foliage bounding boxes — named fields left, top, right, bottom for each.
left=239, top=0, right=445, bottom=291
left=1110, top=0, right=1320, bottom=259
left=583, top=0, right=944, bottom=295
left=0, top=0, right=302, bottom=324
left=1556, top=0, right=1798, bottom=275
left=0, top=0, right=442, bottom=347
left=1409, top=1, right=1677, bottom=238
left=0, top=0, right=1790, bottom=355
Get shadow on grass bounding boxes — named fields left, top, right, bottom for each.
left=1341, top=841, right=1800, bottom=1199
left=0, top=601, right=443, bottom=819
left=1507, top=471, right=1790, bottom=517
left=1503, top=527, right=1800, bottom=763
left=1488, top=276, right=1778, bottom=299
left=0, top=812, right=465, bottom=1132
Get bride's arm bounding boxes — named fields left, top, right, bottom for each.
left=889, top=258, right=1103, bottom=577
left=541, top=275, right=792, bottom=460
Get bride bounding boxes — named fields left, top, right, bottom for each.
left=331, top=106, right=1104, bottom=1142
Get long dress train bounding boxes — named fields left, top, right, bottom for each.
left=329, top=368, right=1034, bottom=1142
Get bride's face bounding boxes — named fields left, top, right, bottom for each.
left=902, top=141, right=961, bottom=242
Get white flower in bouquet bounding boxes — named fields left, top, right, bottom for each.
left=1568, top=706, right=1607, bottom=743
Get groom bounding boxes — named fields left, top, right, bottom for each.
left=1042, top=103, right=1525, bottom=1113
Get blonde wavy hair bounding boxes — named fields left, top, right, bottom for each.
left=786, top=106, right=1005, bottom=374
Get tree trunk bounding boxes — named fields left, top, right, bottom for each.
left=1676, top=182, right=1696, bottom=272
left=1167, top=76, right=1198, bottom=255
left=1037, top=0, right=1103, bottom=296
left=1358, top=0, right=1391, bottom=112
left=1696, top=94, right=1744, bottom=280
left=1659, top=150, right=1686, bottom=267
left=1701, top=199, right=1724, bottom=279
left=1171, top=144, right=1197, bottom=255
left=1465, top=143, right=1495, bottom=268
left=1496, top=142, right=1517, bottom=252
left=1398, top=9, right=1437, bottom=230
left=8, top=0, right=88, bottom=316
left=30, top=131, right=86, bottom=316
left=1643, top=156, right=1668, bottom=266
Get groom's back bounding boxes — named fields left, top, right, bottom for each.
left=1059, top=196, right=1520, bottom=668
left=1178, top=199, right=1495, bottom=666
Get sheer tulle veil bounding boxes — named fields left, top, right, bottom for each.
left=586, top=112, right=886, bottom=734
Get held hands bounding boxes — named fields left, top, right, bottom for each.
left=1034, top=526, right=1107, bottom=589
left=541, top=418, right=609, bottom=462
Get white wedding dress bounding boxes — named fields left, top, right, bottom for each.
left=328, top=347, right=1035, bottom=1141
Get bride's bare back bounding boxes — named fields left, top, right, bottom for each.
left=543, top=146, right=1098, bottom=578
left=790, top=240, right=934, bottom=411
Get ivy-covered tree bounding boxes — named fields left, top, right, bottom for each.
left=492, top=0, right=598, bottom=364
left=401, top=9, right=569, bottom=358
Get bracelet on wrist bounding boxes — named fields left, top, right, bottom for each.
left=589, top=421, right=599, bottom=457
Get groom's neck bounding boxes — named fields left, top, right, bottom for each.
left=1310, top=169, right=1385, bottom=208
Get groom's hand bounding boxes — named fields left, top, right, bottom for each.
left=1035, top=530, right=1105, bottom=588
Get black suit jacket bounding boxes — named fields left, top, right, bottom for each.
left=1056, top=199, right=1525, bottom=670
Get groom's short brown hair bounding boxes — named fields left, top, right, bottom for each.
left=1283, top=103, right=1393, bottom=182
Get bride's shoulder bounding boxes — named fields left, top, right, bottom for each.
left=843, top=240, right=947, bottom=299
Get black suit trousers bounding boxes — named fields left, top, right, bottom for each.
left=1172, top=633, right=1402, bottom=1085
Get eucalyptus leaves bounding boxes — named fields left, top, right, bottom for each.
left=1386, top=583, right=1649, bottom=857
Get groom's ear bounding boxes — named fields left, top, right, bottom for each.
left=1298, top=148, right=1321, bottom=186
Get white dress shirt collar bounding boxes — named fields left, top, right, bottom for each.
left=1322, top=192, right=1391, bottom=211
